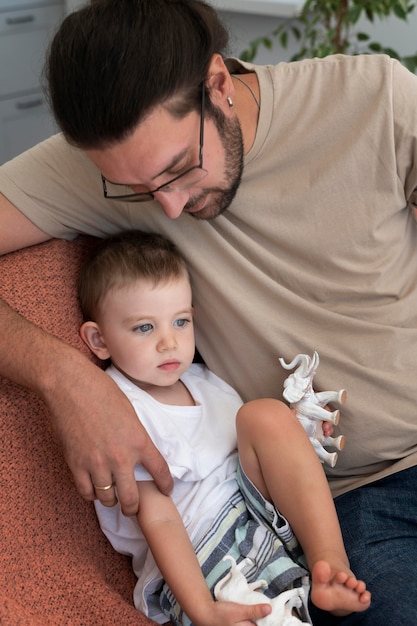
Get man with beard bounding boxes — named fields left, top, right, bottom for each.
left=0, top=0, right=417, bottom=624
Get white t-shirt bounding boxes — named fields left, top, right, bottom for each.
left=95, top=363, right=242, bottom=621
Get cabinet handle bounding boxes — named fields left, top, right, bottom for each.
left=6, top=15, right=35, bottom=26
left=16, top=98, right=43, bottom=111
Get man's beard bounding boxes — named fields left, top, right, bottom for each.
left=184, top=105, right=244, bottom=220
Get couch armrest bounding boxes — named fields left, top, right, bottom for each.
left=0, top=237, right=164, bottom=625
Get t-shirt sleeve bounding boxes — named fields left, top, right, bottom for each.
left=0, top=133, right=138, bottom=239
left=391, top=60, right=417, bottom=207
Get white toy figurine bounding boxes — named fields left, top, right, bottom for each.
left=279, top=351, right=346, bottom=467
left=214, top=556, right=309, bottom=626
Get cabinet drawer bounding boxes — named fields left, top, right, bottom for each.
left=0, top=4, right=64, bottom=98
left=0, top=4, right=63, bottom=34
left=0, top=90, right=57, bottom=164
left=0, top=1, right=59, bottom=9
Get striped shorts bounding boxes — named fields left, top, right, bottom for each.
left=159, top=462, right=311, bottom=625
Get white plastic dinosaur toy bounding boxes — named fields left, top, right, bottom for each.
left=214, top=556, right=309, bottom=625
left=279, top=351, right=346, bottom=467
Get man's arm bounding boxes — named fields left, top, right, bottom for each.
left=0, top=194, right=172, bottom=513
left=0, top=193, right=51, bottom=253
left=0, top=297, right=172, bottom=513
left=137, top=481, right=271, bottom=626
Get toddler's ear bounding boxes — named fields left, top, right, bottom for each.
left=79, top=321, right=111, bottom=361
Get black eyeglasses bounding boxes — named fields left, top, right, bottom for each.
left=101, top=86, right=207, bottom=203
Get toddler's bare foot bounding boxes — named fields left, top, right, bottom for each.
left=311, top=560, right=371, bottom=616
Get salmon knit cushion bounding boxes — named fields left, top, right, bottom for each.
left=0, top=237, right=169, bottom=626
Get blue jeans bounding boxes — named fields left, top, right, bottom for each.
left=309, top=465, right=417, bottom=625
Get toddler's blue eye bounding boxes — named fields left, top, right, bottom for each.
left=135, top=323, right=153, bottom=333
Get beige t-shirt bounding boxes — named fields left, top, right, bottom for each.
left=2, top=54, right=417, bottom=497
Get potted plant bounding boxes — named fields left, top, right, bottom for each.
left=240, top=0, right=417, bottom=72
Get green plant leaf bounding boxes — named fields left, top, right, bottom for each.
left=393, top=5, right=407, bottom=18
left=382, top=46, right=401, bottom=59
left=238, top=0, right=417, bottom=71
left=402, top=54, right=417, bottom=72
left=348, top=5, right=363, bottom=23
left=291, top=25, right=302, bottom=40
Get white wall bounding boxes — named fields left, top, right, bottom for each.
left=218, top=6, right=417, bottom=64
left=65, top=0, right=82, bottom=10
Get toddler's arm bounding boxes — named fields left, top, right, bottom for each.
left=136, top=480, right=271, bottom=626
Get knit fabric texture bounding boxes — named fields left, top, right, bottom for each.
left=0, top=237, right=169, bottom=625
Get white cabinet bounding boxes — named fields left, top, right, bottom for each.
left=213, top=0, right=302, bottom=17
left=0, top=1, right=64, bottom=164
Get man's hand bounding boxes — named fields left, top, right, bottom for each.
left=42, top=343, right=173, bottom=515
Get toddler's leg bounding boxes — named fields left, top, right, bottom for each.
left=236, top=399, right=370, bottom=616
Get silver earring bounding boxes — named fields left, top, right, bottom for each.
left=227, top=96, right=233, bottom=107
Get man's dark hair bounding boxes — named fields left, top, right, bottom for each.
left=45, top=0, right=229, bottom=148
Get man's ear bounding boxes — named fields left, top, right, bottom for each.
left=206, top=53, right=234, bottom=108
left=79, top=321, right=111, bottom=361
